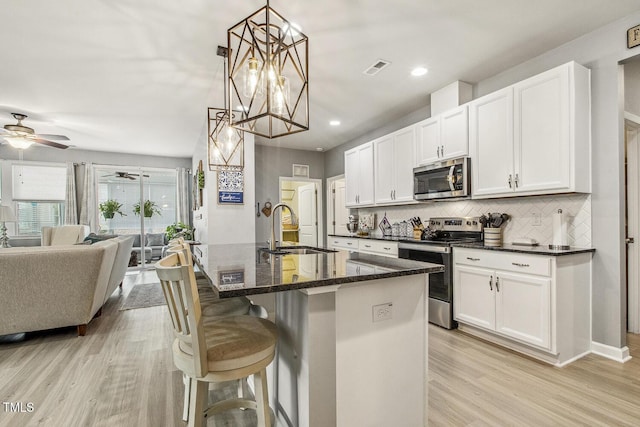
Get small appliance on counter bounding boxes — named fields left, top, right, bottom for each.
left=346, top=215, right=359, bottom=235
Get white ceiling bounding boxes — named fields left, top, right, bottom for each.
left=1, top=0, right=639, bottom=157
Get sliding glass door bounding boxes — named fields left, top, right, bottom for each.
left=95, top=166, right=178, bottom=269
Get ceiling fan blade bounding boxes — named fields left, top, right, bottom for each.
left=36, top=134, right=70, bottom=141
left=33, top=138, right=69, bottom=149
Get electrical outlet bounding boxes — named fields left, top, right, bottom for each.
left=373, top=303, right=393, bottom=322
left=532, top=212, right=541, bottom=226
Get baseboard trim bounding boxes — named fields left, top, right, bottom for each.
left=591, top=341, right=632, bottom=363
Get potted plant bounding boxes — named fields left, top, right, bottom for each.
left=99, top=199, right=126, bottom=219
left=165, top=222, right=194, bottom=241
left=133, top=200, right=161, bottom=218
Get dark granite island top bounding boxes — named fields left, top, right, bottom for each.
left=192, top=243, right=443, bottom=298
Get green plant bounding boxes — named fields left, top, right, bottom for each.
left=197, top=170, right=205, bottom=189
left=165, top=222, right=194, bottom=241
left=133, top=200, right=161, bottom=218
left=99, top=199, right=126, bottom=219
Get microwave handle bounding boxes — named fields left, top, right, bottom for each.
left=447, top=165, right=456, bottom=191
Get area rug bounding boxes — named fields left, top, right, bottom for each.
left=119, top=282, right=166, bottom=311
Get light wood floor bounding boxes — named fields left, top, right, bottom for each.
left=1, top=270, right=640, bottom=426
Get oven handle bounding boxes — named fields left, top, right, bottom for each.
left=398, top=242, right=450, bottom=254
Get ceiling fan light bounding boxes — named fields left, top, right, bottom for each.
left=4, top=136, right=35, bottom=149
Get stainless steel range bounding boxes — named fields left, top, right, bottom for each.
left=398, top=217, right=483, bottom=329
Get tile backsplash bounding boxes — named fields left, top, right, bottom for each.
left=357, top=194, right=591, bottom=247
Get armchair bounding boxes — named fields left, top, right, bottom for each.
left=41, top=225, right=90, bottom=246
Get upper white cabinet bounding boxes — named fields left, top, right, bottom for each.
left=345, top=142, right=374, bottom=207
left=416, top=105, right=469, bottom=166
left=470, top=61, right=591, bottom=198
left=374, top=125, right=416, bottom=205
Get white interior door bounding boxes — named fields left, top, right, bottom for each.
left=298, top=183, right=318, bottom=246
left=333, top=179, right=348, bottom=235
left=626, top=117, right=640, bottom=333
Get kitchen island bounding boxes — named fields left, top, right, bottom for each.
left=192, top=243, right=443, bottom=427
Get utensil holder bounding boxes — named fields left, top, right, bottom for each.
left=484, top=227, right=502, bottom=247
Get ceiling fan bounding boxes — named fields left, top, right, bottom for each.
left=0, top=113, right=70, bottom=149
left=107, top=171, right=150, bottom=180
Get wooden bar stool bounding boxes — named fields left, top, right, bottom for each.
left=156, top=252, right=277, bottom=427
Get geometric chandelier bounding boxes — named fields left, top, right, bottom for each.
left=227, top=0, right=309, bottom=139
left=208, top=47, right=244, bottom=171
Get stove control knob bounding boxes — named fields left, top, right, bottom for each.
left=473, top=220, right=478, bottom=225
left=466, top=221, right=471, bottom=225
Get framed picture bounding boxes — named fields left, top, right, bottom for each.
left=218, top=166, right=244, bottom=204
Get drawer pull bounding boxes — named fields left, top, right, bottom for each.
left=383, top=247, right=391, bottom=250
left=347, top=242, right=353, bottom=246
left=512, top=262, right=530, bottom=267
left=466, top=257, right=480, bottom=261
left=364, top=244, right=371, bottom=248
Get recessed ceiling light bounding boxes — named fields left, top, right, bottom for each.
left=316, top=147, right=324, bottom=152
left=411, top=67, right=428, bottom=77
left=329, top=120, right=341, bottom=126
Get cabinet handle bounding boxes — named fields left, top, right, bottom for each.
left=496, top=276, right=500, bottom=292
left=489, top=275, right=493, bottom=291
left=390, top=190, right=393, bottom=199
left=511, top=262, right=530, bottom=267
left=437, top=146, right=441, bottom=157
left=514, top=173, right=519, bottom=188
left=466, top=257, right=480, bottom=261
left=393, top=190, right=396, bottom=199
left=441, top=145, right=444, bottom=156
left=508, top=174, right=513, bottom=188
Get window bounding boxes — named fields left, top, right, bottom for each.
left=11, top=163, right=66, bottom=236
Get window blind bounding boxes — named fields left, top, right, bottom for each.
left=12, top=164, right=66, bottom=201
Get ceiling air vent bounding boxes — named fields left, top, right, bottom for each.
left=363, top=59, right=391, bottom=76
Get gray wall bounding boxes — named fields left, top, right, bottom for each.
left=473, top=13, right=640, bottom=350
left=255, top=144, right=325, bottom=243
left=0, top=145, right=191, bottom=169
left=324, top=12, right=640, bottom=350
left=625, top=58, right=640, bottom=117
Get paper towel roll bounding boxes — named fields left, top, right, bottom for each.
left=552, top=209, right=568, bottom=247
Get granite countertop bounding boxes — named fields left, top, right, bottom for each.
left=453, top=242, right=595, bottom=256
left=192, top=243, right=443, bottom=298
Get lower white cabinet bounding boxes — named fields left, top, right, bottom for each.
left=453, top=248, right=591, bottom=366
left=358, top=240, right=398, bottom=258
left=328, top=236, right=359, bottom=251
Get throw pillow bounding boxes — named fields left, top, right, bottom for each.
left=83, top=233, right=118, bottom=244
left=74, top=240, right=92, bottom=245
left=146, top=233, right=165, bottom=247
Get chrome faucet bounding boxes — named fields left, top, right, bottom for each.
left=270, top=202, right=296, bottom=251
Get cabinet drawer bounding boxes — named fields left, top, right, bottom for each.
left=454, top=248, right=551, bottom=277
left=330, top=237, right=358, bottom=250
left=358, top=240, right=398, bottom=258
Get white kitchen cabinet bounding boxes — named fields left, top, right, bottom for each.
left=328, top=236, right=358, bottom=251
left=357, top=239, right=398, bottom=258
left=344, top=142, right=374, bottom=207
left=416, top=105, right=469, bottom=166
left=469, top=87, right=514, bottom=197
left=453, top=247, right=591, bottom=366
left=470, top=61, right=591, bottom=198
left=374, top=125, right=416, bottom=205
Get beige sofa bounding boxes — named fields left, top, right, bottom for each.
left=0, top=235, right=133, bottom=337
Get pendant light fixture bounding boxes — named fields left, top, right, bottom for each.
left=227, top=0, right=309, bottom=139
left=208, top=46, right=244, bottom=171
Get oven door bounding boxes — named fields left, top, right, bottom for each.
left=397, top=244, right=451, bottom=302
left=413, top=157, right=469, bottom=201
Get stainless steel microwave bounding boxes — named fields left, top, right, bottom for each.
left=413, top=157, right=470, bottom=201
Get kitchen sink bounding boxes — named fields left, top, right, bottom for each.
left=260, top=246, right=337, bottom=256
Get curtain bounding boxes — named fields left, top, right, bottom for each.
left=79, top=162, right=96, bottom=231
left=64, top=162, right=78, bottom=224
left=176, top=167, right=191, bottom=225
